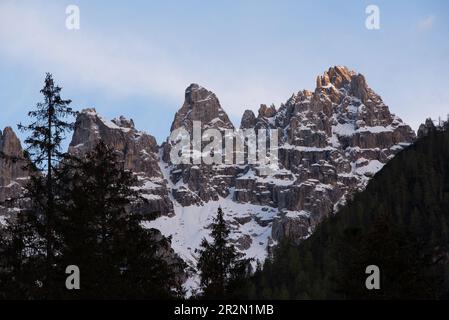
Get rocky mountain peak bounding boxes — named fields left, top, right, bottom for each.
left=418, top=118, right=437, bottom=138
left=0, top=127, right=27, bottom=204
left=315, top=66, right=370, bottom=103
left=70, top=109, right=159, bottom=169
left=80, top=107, right=97, bottom=116
left=170, top=83, right=234, bottom=133
left=0, top=127, right=23, bottom=159
left=258, top=104, right=277, bottom=118
left=184, top=83, right=207, bottom=103
left=112, top=115, right=135, bottom=129
left=316, top=65, right=354, bottom=89
left=239, top=104, right=279, bottom=131
left=240, top=110, right=256, bottom=129
left=349, top=73, right=369, bottom=102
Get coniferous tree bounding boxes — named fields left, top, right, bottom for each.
left=54, top=141, right=184, bottom=299
left=19, top=73, right=76, bottom=288
left=0, top=74, right=76, bottom=298
left=197, top=207, right=251, bottom=299
left=1, top=74, right=185, bottom=299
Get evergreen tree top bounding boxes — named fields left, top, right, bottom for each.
left=18, top=73, right=77, bottom=172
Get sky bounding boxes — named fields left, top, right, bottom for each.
left=0, top=0, right=448, bottom=144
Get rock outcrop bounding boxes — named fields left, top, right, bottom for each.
left=69, top=108, right=174, bottom=217
left=418, top=118, right=437, bottom=138
left=240, top=110, right=257, bottom=130
left=0, top=127, right=27, bottom=213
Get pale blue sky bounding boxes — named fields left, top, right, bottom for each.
left=0, top=0, right=448, bottom=144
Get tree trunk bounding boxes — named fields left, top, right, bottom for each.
left=46, top=102, right=55, bottom=295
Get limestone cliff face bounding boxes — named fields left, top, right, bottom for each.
left=0, top=127, right=27, bottom=206
left=236, top=66, right=415, bottom=242
left=160, top=66, right=415, bottom=245
left=162, top=84, right=241, bottom=206
left=69, top=108, right=174, bottom=217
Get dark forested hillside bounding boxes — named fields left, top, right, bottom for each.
left=246, top=123, right=449, bottom=299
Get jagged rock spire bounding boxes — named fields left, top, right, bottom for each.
left=240, top=110, right=256, bottom=129
left=0, top=127, right=27, bottom=206
left=0, top=127, right=26, bottom=185
left=170, top=83, right=234, bottom=133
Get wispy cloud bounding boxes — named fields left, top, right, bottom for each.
left=0, top=1, right=289, bottom=118
left=0, top=1, right=189, bottom=101
left=417, top=15, right=435, bottom=31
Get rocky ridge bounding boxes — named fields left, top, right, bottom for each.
left=0, top=66, right=418, bottom=293
left=69, top=108, right=174, bottom=217
left=66, top=67, right=416, bottom=270
left=236, top=66, right=416, bottom=242
left=155, top=66, right=415, bottom=252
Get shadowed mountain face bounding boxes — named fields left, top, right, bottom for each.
left=248, top=123, right=449, bottom=299
left=1, top=67, right=416, bottom=285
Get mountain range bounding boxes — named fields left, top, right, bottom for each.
left=0, top=66, right=418, bottom=292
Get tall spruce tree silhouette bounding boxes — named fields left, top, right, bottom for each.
left=17, top=73, right=76, bottom=296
